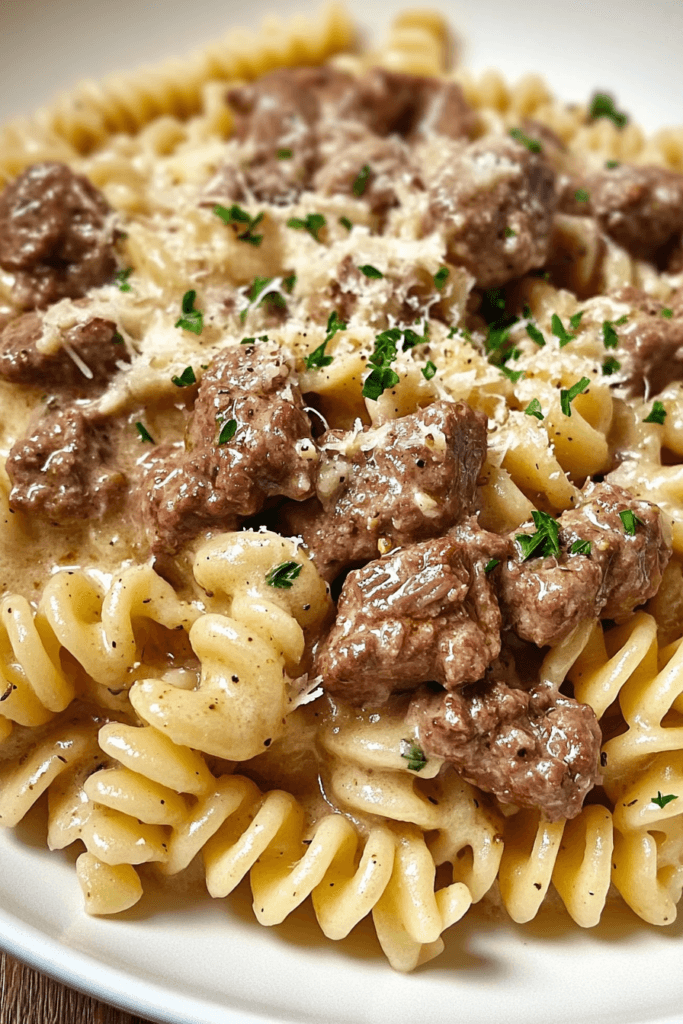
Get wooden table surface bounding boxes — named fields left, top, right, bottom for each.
left=1, top=952, right=153, bottom=1024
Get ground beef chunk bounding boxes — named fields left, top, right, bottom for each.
left=420, top=134, right=556, bottom=288
left=314, top=521, right=510, bottom=706
left=603, top=286, right=683, bottom=398
left=408, top=671, right=602, bottom=821
left=313, top=132, right=418, bottom=216
left=0, top=312, right=126, bottom=390
left=6, top=406, right=123, bottom=523
left=282, top=400, right=487, bottom=581
left=499, top=481, right=671, bottom=647
left=141, top=343, right=317, bottom=554
left=588, top=163, right=683, bottom=256
left=0, top=163, right=117, bottom=310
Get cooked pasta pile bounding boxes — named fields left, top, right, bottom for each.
left=1, top=5, right=683, bottom=973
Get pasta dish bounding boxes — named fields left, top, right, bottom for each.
left=0, top=5, right=683, bottom=973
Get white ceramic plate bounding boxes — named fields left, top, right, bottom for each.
left=2, top=2, right=683, bottom=1022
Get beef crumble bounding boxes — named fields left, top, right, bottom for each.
left=282, top=400, right=487, bottom=580
left=314, top=521, right=510, bottom=705
left=602, top=286, right=683, bottom=398
left=140, top=342, right=317, bottom=554
left=499, top=481, right=671, bottom=647
left=6, top=405, right=124, bottom=523
left=589, top=163, right=683, bottom=257
left=0, top=162, right=117, bottom=310
left=408, top=667, right=602, bottom=821
left=0, top=311, right=127, bottom=391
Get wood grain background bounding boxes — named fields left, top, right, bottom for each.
left=0, top=953, right=153, bottom=1024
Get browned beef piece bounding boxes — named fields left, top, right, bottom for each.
left=588, top=163, right=683, bottom=256
left=602, top=286, right=683, bottom=398
left=336, top=68, right=476, bottom=142
left=141, top=343, right=317, bottom=554
left=408, top=671, right=602, bottom=821
left=282, top=401, right=487, bottom=581
left=0, top=311, right=126, bottom=390
left=6, top=406, right=124, bottom=523
left=0, top=163, right=117, bottom=310
left=313, top=133, right=419, bottom=216
left=499, top=482, right=671, bottom=647
left=314, top=521, right=510, bottom=705
left=421, top=135, right=556, bottom=288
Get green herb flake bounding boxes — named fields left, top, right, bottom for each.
left=644, top=400, right=667, bottom=425
left=560, top=376, right=591, bottom=416
left=135, top=421, right=155, bottom=444
left=283, top=274, right=296, bottom=294
left=112, top=332, right=124, bottom=345
left=602, top=356, right=621, bottom=376
left=358, top=264, right=384, bottom=279
left=265, top=560, right=302, bottom=589
left=602, top=315, right=628, bottom=348
left=524, top=398, right=544, bottom=420
left=551, top=313, right=576, bottom=347
left=509, top=127, right=542, bottom=153
left=171, top=366, right=197, bottom=388
left=504, top=226, right=517, bottom=238
left=485, top=320, right=517, bottom=365
left=570, top=539, right=592, bottom=556
left=240, top=334, right=269, bottom=346
left=652, top=791, right=679, bottom=809
left=352, top=163, right=372, bottom=197
left=422, top=360, right=437, bottom=380
left=175, top=290, right=204, bottom=335
left=605, top=159, right=620, bottom=169
left=433, top=266, right=449, bottom=290
left=277, top=148, right=293, bottom=159
left=339, top=216, right=353, bottom=232
left=400, top=739, right=427, bottom=772
left=501, top=365, right=525, bottom=383
left=304, top=340, right=333, bottom=370
left=589, top=92, right=629, bottom=129
left=575, top=188, right=590, bottom=203
left=217, top=418, right=237, bottom=445
left=569, top=310, right=585, bottom=330
left=287, top=213, right=326, bottom=242
left=525, top=322, right=545, bottom=347
left=213, top=203, right=264, bottom=246
left=619, top=509, right=644, bottom=536
left=326, top=310, right=347, bottom=341
left=516, top=510, right=561, bottom=561
left=661, top=307, right=674, bottom=319
left=116, top=267, right=133, bottom=292
left=362, top=365, right=400, bottom=400
left=485, top=558, right=500, bottom=573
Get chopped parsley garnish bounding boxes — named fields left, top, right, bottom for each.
left=524, top=398, right=544, bottom=420
left=358, top=264, right=383, bottom=279
left=551, top=313, right=575, bottom=347
left=113, top=332, right=124, bottom=345
left=602, top=356, right=621, bottom=376
left=644, top=400, right=667, bottom=425
left=283, top=274, right=296, bottom=294
left=246, top=277, right=286, bottom=312
left=485, top=321, right=517, bottom=365
left=619, top=509, right=644, bottom=535
left=116, top=267, right=133, bottom=292
left=484, top=288, right=507, bottom=313
left=434, top=266, right=449, bottom=290
left=304, top=310, right=348, bottom=370
left=525, top=322, right=545, bottom=347
left=217, top=418, right=237, bottom=445
left=560, top=376, right=590, bottom=416
left=661, top=307, right=674, bottom=318
left=574, top=188, right=590, bottom=203
left=449, top=325, right=473, bottom=342
left=570, top=539, right=592, bottom=556
left=352, top=163, right=371, bottom=197
left=339, top=216, right=353, bottom=231
left=516, top=510, right=561, bottom=561
left=265, top=560, right=302, bottom=589
left=422, top=360, right=437, bottom=380
left=569, top=310, right=585, bottom=330
left=509, top=127, right=542, bottom=153
left=213, top=203, right=264, bottom=246
left=135, top=421, right=155, bottom=444
left=175, top=290, right=204, bottom=335
left=277, top=148, right=293, bottom=159
left=605, top=159, right=620, bottom=169
left=485, top=558, right=500, bottom=573
left=589, top=92, right=628, bottom=129
left=652, top=792, right=678, bottom=809
left=361, top=328, right=404, bottom=400
left=287, top=213, right=326, bottom=242
left=504, top=226, right=517, bottom=238
left=501, top=365, right=525, bottom=383
left=400, top=739, right=427, bottom=772
left=240, top=334, right=269, bottom=345
left=325, top=309, right=347, bottom=341
left=171, top=366, right=197, bottom=388
left=602, top=315, right=628, bottom=348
